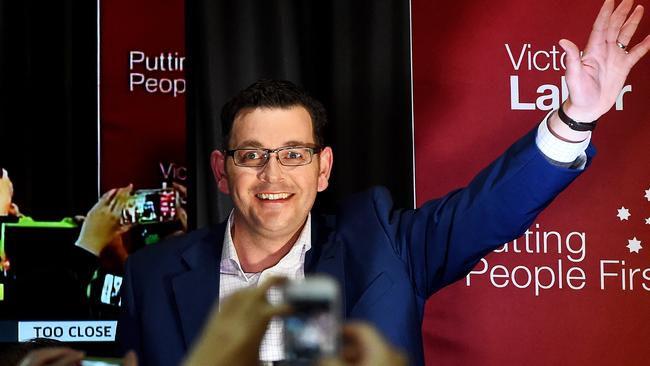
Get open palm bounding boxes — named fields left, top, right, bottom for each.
left=561, top=0, right=650, bottom=122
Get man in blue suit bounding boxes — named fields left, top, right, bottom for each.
left=118, top=1, right=650, bottom=364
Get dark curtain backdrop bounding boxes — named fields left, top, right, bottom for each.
left=186, top=0, right=414, bottom=227
left=0, top=0, right=97, bottom=220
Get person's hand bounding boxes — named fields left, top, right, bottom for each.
left=172, top=182, right=188, bottom=234
left=17, top=347, right=84, bottom=366
left=318, top=323, right=407, bottom=366
left=559, top=0, right=650, bottom=124
left=76, top=185, right=133, bottom=256
left=9, top=202, right=22, bottom=217
left=121, top=350, right=138, bottom=366
left=17, top=348, right=138, bottom=366
left=0, top=168, right=14, bottom=216
left=182, top=277, right=291, bottom=366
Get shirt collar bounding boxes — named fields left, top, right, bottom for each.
left=220, top=211, right=312, bottom=275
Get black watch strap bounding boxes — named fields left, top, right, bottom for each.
left=557, top=105, right=597, bottom=132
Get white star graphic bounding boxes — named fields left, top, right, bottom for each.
left=646, top=217, right=650, bottom=225
left=627, top=237, right=643, bottom=253
left=645, top=188, right=650, bottom=201
left=617, top=207, right=631, bottom=221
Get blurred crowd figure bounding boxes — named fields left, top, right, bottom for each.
left=1, top=168, right=187, bottom=320
left=9, top=278, right=406, bottom=366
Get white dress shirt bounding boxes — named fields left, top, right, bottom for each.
left=219, top=212, right=312, bottom=362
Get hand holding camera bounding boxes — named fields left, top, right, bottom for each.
left=183, top=275, right=406, bottom=366
left=182, top=276, right=291, bottom=366
left=76, top=185, right=133, bottom=256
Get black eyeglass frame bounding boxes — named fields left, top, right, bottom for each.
left=225, top=146, right=323, bottom=167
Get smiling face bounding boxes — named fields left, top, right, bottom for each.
left=211, top=105, right=333, bottom=242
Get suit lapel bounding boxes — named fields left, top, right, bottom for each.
left=171, top=224, right=225, bottom=349
left=305, top=215, right=346, bottom=315
left=169, top=216, right=347, bottom=347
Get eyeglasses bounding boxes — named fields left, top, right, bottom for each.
left=226, top=146, right=322, bottom=167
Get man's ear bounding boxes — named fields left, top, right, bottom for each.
left=317, top=146, right=333, bottom=192
left=210, top=150, right=230, bottom=194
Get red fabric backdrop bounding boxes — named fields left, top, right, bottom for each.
left=412, top=1, right=650, bottom=365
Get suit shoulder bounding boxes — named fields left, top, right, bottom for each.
left=337, top=186, right=397, bottom=219
left=339, top=186, right=393, bottom=209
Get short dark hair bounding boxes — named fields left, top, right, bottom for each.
left=220, top=79, right=327, bottom=147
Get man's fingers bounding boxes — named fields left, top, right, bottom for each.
left=176, top=207, right=188, bottom=231
left=341, top=322, right=398, bottom=357
left=317, top=357, right=346, bottom=366
left=616, top=5, right=644, bottom=47
left=626, top=33, right=650, bottom=66
left=117, top=223, right=133, bottom=235
left=607, top=0, right=635, bottom=43
left=111, top=184, right=133, bottom=215
left=9, top=203, right=21, bottom=217
left=342, top=323, right=385, bottom=346
left=262, top=303, right=293, bottom=319
left=586, top=0, right=615, bottom=51
left=172, top=182, right=187, bottom=198
left=100, top=188, right=117, bottom=204
left=123, top=350, right=139, bottom=366
left=48, top=352, right=86, bottom=366
left=341, top=323, right=408, bottom=366
left=18, top=348, right=84, bottom=366
left=558, top=39, right=582, bottom=75
left=257, top=276, right=288, bottom=295
left=115, top=184, right=134, bottom=199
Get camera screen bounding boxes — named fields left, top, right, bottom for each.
left=284, top=299, right=338, bottom=360
left=122, top=189, right=177, bottom=225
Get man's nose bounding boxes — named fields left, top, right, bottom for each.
left=258, top=153, right=284, bottom=183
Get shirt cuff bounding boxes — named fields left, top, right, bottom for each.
left=535, top=110, right=591, bottom=169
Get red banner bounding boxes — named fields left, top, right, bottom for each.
left=100, top=0, right=186, bottom=192
left=412, top=1, right=650, bottom=365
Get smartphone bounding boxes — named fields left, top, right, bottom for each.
left=121, top=187, right=178, bottom=225
left=283, top=275, right=341, bottom=362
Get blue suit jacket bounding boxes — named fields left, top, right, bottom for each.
left=118, top=129, right=594, bottom=366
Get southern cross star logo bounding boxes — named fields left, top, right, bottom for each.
left=627, top=237, right=643, bottom=253
left=618, top=187, right=649, bottom=254
left=617, top=207, right=631, bottom=221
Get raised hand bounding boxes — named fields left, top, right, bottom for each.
left=76, top=184, right=133, bottom=256
left=560, top=0, right=650, bottom=123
